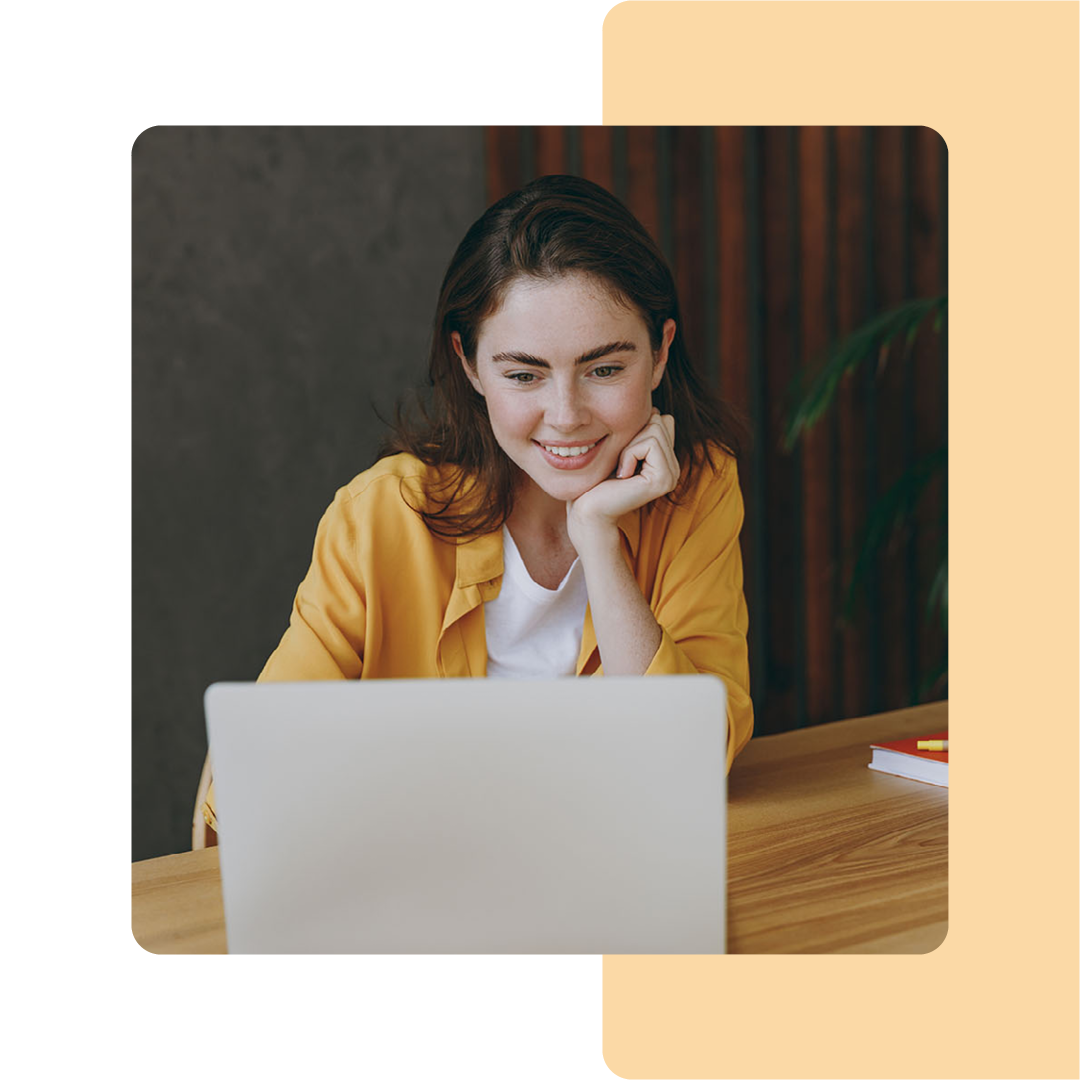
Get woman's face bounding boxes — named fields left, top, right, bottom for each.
left=455, top=273, right=674, bottom=506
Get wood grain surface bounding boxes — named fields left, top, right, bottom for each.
left=728, top=700, right=947, bottom=952
left=132, top=702, right=947, bottom=955
left=132, top=845, right=227, bottom=954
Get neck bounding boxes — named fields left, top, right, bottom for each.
left=507, top=475, right=570, bottom=547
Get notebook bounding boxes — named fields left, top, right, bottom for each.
left=868, top=731, right=949, bottom=787
left=204, top=675, right=727, bottom=954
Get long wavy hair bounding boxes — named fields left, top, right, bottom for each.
left=381, top=174, right=747, bottom=539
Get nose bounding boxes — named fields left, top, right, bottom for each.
left=546, top=378, right=591, bottom=432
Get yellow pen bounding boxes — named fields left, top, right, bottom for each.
left=917, top=739, right=948, bottom=752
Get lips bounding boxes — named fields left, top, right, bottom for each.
left=534, top=436, right=607, bottom=470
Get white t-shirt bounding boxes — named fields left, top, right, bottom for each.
left=484, top=526, right=588, bottom=679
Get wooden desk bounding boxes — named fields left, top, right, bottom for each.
left=132, top=701, right=947, bottom=954
left=727, top=700, right=947, bottom=952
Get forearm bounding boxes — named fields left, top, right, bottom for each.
left=577, top=526, right=662, bottom=676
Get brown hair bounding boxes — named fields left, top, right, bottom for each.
left=381, top=174, right=747, bottom=538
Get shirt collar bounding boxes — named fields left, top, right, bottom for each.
left=453, top=507, right=641, bottom=588
left=454, top=529, right=503, bottom=588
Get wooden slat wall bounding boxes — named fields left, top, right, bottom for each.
left=875, top=127, right=910, bottom=713
left=797, top=127, right=833, bottom=731
left=834, top=126, right=873, bottom=722
left=912, top=127, right=948, bottom=696
left=483, top=126, right=948, bottom=735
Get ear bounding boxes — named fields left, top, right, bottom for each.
left=452, top=331, right=484, bottom=396
left=650, top=319, right=676, bottom=390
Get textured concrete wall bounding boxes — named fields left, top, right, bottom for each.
left=133, top=127, right=486, bottom=859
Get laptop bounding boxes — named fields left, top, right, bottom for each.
left=204, top=675, right=727, bottom=954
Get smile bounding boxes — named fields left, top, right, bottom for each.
left=534, top=437, right=606, bottom=469
left=542, top=441, right=598, bottom=457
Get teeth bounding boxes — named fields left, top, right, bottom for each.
left=542, top=442, right=597, bottom=457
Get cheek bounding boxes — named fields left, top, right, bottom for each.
left=615, top=380, right=655, bottom=428
left=484, top=390, right=533, bottom=438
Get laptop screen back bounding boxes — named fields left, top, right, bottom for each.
left=205, top=675, right=727, bottom=953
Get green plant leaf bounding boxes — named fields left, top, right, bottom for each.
left=917, top=657, right=948, bottom=702
left=783, top=295, right=947, bottom=450
left=926, top=555, right=948, bottom=628
left=843, top=447, right=947, bottom=619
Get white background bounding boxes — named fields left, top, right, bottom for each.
left=5, top=2, right=645, bottom=1078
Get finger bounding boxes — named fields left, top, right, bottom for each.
left=618, top=412, right=676, bottom=480
left=643, top=413, right=678, bottom=477
left=644, top=410, right=674, bottom=447
left=616, top=441, right=648, bottom=479
left=617, top=415, right=660, bottom=477
left=648, top=436, right=679, bottom=488
left=618, top=432, right=678, bottom=488
left=651, top=412, right=676, bottom=459
left=616, top=430, right=664, bottom=479
left=661, top=415, right=678, bottom=473
left=662, top=413, right=675, bottom=446
left=648, top=422, right=680, bottom=487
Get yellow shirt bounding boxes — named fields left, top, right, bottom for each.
left=202, top=450, right=753, bottom=828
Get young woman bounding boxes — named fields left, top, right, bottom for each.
left=197, top=174, right=752, bottom=844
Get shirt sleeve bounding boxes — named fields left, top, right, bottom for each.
left=201, top=782, right=218, bottom=833
left=643, top=456, right=753, bottom=771
left=201, top=487, right=367, bottom=832
left=258, top=486, right=368, bottom=682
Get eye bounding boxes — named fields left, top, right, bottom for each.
left=506, top=371, right=537, bottom=384
left=591, top=365, right=623, bottom=379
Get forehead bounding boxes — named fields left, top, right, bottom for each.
left=477, top=274, right=649, bottom=355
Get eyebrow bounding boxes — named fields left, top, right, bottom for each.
left=489, top=340, right=638, bottom=368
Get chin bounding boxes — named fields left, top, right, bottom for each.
left=542, top=479, right=595, bottom=502
left=537, top=465, right=613, bottom=503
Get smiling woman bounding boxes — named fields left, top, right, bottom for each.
left=456, top=275, right=672, bottom=508
left=197, top=174, right=753, bottom=846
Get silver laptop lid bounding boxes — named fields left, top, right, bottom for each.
left=205, top=675, right=727, bottom=954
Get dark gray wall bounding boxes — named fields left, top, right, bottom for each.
left=133, top=127, right=486, bottom=860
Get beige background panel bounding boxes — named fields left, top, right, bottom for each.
left=602, top=2, right=1078, bottom=1078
